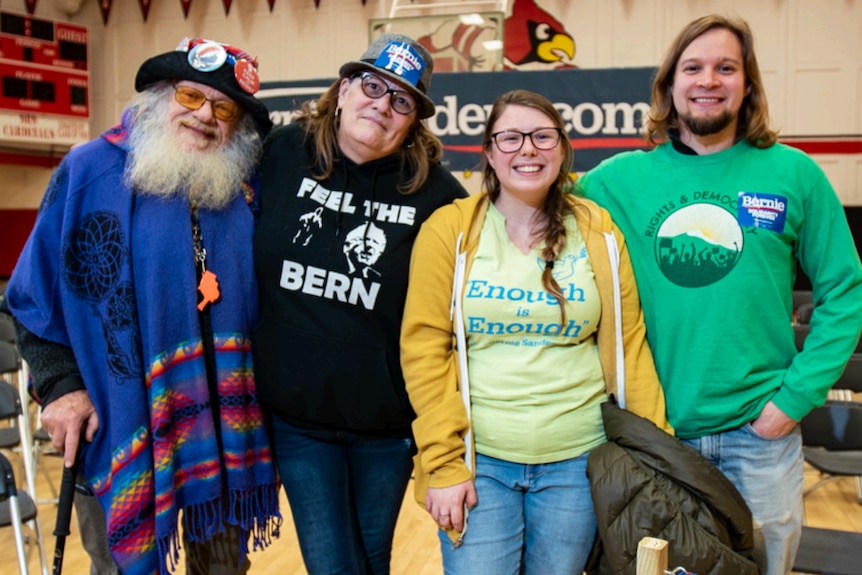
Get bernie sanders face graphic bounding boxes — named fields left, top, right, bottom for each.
left=343, top=222, right=387, bottom=278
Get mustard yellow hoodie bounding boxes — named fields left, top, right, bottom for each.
left=400, top=191, right=670, bottom=524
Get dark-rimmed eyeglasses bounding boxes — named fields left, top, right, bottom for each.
left=355, top=72, right=418, bottom=116
left=173, top=84, right=241, bottom=122
left=490, top=128, right=564, bottom=153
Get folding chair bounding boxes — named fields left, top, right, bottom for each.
left=0, top=341, right=49, bottom=575
left=0, top=313, right=16, bottom=343
left=794, top=324, right=810, bottom=352
left=796, top=302, right=815, bottom=325
left=838, top=354, right=862, bottom=392
left=806, top=356, right=862, bottom=494
left=0, top=341, right=27, bottom=473
left=0, top=314, right=60, bottom=505
left=30, top=427, right=60, bottom=505
left=793, top=525, right=862, bottom=575
left=795, top=384, right=862, bottom=575
left=832, top=354, right=862, bottom=398
left=0, top=451, right=38, bottom=575
left=801, top=400, right=862, bottom=502
left=792, top=289, right=813, bottom=315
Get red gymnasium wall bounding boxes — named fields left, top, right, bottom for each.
left=1, top=209, right=37, bottom=277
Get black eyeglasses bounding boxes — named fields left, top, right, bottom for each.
left=173, top=84, right=241, bottom=122
left=490, top=128, right=564, bottom=153
left=355, top=72, right=418, bottom=116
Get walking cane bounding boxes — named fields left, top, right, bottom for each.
left=52, top=460, right=78, bottom=575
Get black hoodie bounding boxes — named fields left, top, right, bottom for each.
left=253, top=122, right=468, bottom=434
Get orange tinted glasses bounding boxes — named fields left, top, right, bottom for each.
left=173, top=84, right=241, bottom=122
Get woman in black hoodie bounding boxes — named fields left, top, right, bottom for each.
left=253, top=33, right=467, bottom=574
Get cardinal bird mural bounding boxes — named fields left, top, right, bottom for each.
left=417, top=19, right=501, bottom=72
left=504, top=0, right=576, bottom=70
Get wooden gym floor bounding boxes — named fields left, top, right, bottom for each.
left=1, top=448, right=860, bottom=574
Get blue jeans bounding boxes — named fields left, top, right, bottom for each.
left=271, top=416, right=415, bottom=575
left=683, top=424, right=804, bottom=575
left=440, top=452, right=596, bottom=575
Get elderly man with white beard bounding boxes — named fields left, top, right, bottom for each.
left=2, top=38, right=281, bottom=575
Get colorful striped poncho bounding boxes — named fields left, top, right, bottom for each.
left=7, top=111, right=281, bottom=575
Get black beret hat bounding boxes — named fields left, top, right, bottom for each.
left=135, top=38, right=272, bottom=138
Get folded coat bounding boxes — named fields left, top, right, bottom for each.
left=587, top=402, right=759, bottom=575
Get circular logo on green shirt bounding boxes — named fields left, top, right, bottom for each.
left=654, top=203, right=743, bottom=287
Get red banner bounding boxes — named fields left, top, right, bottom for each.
left=267, top=0, right=275, bottom=10
left=222, top=0, right=232, bottom=14
left=99, top=0, right=113, bottom=24
left=24, top=0, right=36, bottom=14
left=181, top=0, right=192, bottom=18
left=314, top=0, right=320, bottom=7
left=139, top=0, right=151, bottom=20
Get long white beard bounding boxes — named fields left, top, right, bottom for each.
left=124, top=86, right=262, bottom=210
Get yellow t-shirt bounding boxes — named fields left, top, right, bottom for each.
left=464, top=204, right=607, bottom=464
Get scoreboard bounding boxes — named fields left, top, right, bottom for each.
left=0, top=10, right=89, bottom=148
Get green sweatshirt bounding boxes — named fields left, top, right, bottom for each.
left=581, top=140, right=862, bottom=438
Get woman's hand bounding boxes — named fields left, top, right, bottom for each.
left=425, top=480, right=477, bottom=533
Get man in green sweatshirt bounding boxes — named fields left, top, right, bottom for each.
left=581, top=14, right=862, bottom=575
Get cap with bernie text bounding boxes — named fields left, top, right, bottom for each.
left=135, top=37, right=272, bottom=137
left=339, top=33, right=436, bottom=119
